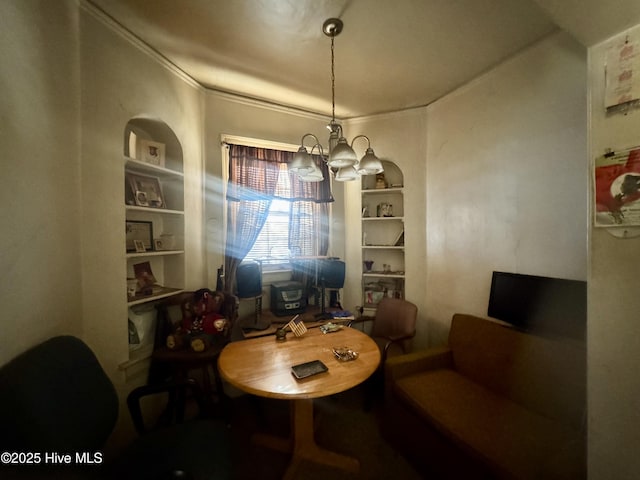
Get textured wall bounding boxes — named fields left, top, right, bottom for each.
left=425, top=32, right=588, bottom=346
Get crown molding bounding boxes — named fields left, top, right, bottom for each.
left=80, top=0, right=202, bottom=91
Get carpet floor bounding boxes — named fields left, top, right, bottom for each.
left=225, top=382, right=423, bottom=480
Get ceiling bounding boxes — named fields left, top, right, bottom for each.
left=88, top=0, right=640, bottom=119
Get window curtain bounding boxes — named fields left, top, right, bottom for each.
left=224, top=144, right=332, bottom=294
left=288, top=153, right=331, bottom=257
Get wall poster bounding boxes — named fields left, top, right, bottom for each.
left=605, top=34, right=640, bottom=109
left=594, top=145, right=640, bottom=226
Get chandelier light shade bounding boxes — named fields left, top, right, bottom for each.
left=290, top=145, right=316, bottom=175
left=327, top=137, right=358, bottom=168
left=335, top=166, right=359, bottom=182
left=299, top=163, right=324, bottom=182
left=292, top=135, right=325, bottom=181
left=291, top=18, right=383, bottom=182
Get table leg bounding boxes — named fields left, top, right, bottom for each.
left=253, top=398, right=359, bottom=479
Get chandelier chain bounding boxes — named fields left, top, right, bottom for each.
left=291, top=18, right=383, bottom=181
left=331, top=35, right=336, bottom=122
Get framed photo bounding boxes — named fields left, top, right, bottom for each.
left=126, top=220, right=153, bottom=252
left=394, top=229, right=405, bottom=246
left=137, top=139, right=165, bottom=167
left=133, top=261, right=157, bottom=296
left=153, top=239, right=164, bottom=251
left=126, top=173, right=165, bottom=209
left=133, top=239, right=146, bottom=253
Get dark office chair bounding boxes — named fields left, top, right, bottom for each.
left=370, top=297, right=418, bottom=365
left=0, top=335, right=231, bottom=480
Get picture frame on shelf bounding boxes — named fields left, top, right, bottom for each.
left=137, top=138, right=165, bottom=167
left=153, top=239, right=164, bottom=251
left=126, top=172, right=165, bottom=208
left=126, top=220, right=153, bottom=252
left=394, top=229, right=405, bottom=246
left=133, top=239, right=146, bottom=253
left=133, top=261, right=157, bottom=296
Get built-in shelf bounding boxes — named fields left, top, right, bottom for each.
left=127, top=250, right=185, bottom=259
left=361, top=161, right=405, bottom=311
left=363, top=272, right=405, bottom=279
left=361, top=187, right=403, bottom=194
left=123, top=118, right=186, bottom=366
left=127, top=287, right=185, bottom=307
left=362, top=216, right=404, bottom=221
left=125, top=205, right=184, bottom=216
left=125, top=156, right=184, bottom=178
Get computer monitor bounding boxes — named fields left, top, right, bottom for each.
left=318, top=259, right=345, bottom=289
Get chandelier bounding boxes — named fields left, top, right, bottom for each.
left=290, top=18, right=383, bottom=182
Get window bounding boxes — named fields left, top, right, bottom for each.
left=244, top=197, right=291, bottom=262
left=244, top=164, right=327, bottom=266
left=224, top=142, right=332, bottom=272
left=244, top=162, right=292, bottom=264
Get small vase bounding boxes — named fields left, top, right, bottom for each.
left=363, top=260, right=374, bottom=272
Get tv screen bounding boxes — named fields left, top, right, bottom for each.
left=488, top=271, right=586, bottom=341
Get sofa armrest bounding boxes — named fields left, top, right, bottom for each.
left=384, top=347, right=453, bottom=403
left=385, top=346, right=453, bottom=382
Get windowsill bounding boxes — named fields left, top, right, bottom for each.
left=261, top=267, right=293, bottom=285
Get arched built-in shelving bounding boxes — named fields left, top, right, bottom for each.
left=120, top=118, right=186, bottom=370
left=361, top=160, right=405, bottom=314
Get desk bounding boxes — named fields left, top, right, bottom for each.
left=241, top=307, right=354, bottom=338
left=218, top=326, right=380, bottom=479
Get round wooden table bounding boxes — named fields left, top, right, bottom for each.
left=218, top=325, right=380, bottom=479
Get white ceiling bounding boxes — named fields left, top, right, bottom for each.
left=88, top=0, right=640, bottom=119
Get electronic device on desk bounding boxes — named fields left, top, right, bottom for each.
left=270, top=281, right=307, bottom=317
left=315, top=259, right=346, bottom=320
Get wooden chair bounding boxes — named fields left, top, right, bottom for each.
left=370, top=297, right=418, bottom=365
left=150, top=290, right=239, bottom=410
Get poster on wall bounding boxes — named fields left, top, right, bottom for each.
left=594, top=145, right=640, bottom=226
left=605, top=34, right=640, bottom=109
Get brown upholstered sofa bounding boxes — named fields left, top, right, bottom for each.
left=382, top=313, right=586, bottom=479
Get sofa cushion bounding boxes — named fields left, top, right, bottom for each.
left=449, top=314, right=586, bottom=429
left=394, top=368, right=585, bottom=480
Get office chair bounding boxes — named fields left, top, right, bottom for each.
left=0, top=335, right=231, bottom=480
left=370, top=297, right=418, bottom=365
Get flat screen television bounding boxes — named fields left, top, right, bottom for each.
left=487, top=271, right=586, bottom=341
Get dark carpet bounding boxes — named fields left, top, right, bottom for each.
left=224, top=382, right=423, bottom=480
